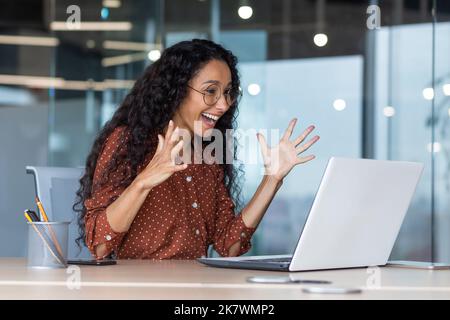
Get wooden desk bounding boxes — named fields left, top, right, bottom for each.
left=0, top=258, right=450, bottom=299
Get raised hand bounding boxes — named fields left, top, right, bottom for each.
left=134, top=120, right=187, bottom=190
left=257, top=118, right=319, bottom=181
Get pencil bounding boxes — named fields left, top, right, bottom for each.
left=35, top=196, right=49, bottom=221
left=35, top=196, right=65, bottom=259
left=24, top=211, right=66, bottom=267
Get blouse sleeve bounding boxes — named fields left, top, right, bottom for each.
left=212, top=165, right=256, bottom=257
left=84, top=126, right=129, bottom=259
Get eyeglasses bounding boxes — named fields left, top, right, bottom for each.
left=187, top=83, right=242, bottom=106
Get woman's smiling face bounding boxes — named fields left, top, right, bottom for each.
left=173, top=59, right=233, bottom=138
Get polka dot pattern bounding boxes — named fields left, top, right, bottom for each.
left=84, top=126, right=256, bottom=260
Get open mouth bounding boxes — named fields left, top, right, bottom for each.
left=201, top=112, right=220, bottom=127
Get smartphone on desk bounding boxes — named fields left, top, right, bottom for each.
left=67, top=259, right=117, bottom=266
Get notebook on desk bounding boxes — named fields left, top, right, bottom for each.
left=198, top=157, right=424, bottom=272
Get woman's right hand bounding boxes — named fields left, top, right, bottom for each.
left=134, top=120, right=187, bottom=191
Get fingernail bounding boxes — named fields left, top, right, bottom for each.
left=169, top=120, right=173, bottom=125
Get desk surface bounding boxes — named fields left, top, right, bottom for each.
left=1, top=258, right=450, bottom=299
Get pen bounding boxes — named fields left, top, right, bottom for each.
left=25, top=209, right=40, bottom=222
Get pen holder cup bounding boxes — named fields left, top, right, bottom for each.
left=27, top=221, right=70, bottom=269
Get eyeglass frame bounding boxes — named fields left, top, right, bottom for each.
left=187, top=83, right=243, bottom=107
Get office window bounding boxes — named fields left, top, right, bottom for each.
left=0, top=0, right=449, bottom=261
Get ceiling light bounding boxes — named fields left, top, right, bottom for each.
left=103, top=40, right=161, bottom=51
left=313, top=33, right=328, bottom=47
left=102, top=52, right=148, bottom=67
left=383, top=106, right=395, bottom=117
left=0, top=74, right=134, bottom=91
left=422, top=87, right=434, bottom=100
left=0, top=35, right=59, bottom=47
left=50, top=21, right=132, bottom=31
left=86, top=40, right=96, bottom=48
left=333, top=99, right=346, bottom=111
left=427, top=142, right=441, bottom=153
left=247, top=83, right=261, bottom=96
left=148, top=50, right=161, bottom=61
left=238, top=6, right=253, bottom=19
left=103, top=0, right=121, bottom=8
left=443, top=83, right=450, bottom=96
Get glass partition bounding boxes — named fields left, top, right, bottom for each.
left=374, top=2, right=435, bottom=262
left=47, top=0, right=164, bottom=166
left=374, top=0, right=450, bottom=263
left=433, top=0, right=450, bottom=263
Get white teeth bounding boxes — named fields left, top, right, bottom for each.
left=201, top=112, right=219, bottom=121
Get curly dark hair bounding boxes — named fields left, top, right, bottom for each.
left=73, top=39, right=244, bottom=252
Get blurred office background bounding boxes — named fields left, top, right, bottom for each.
left=0, top=0, right=449, bottom=262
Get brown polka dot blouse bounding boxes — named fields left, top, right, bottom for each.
left=84, top=126, right=256, bottom=259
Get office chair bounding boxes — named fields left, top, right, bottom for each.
left=26, top=166, right=91, bottom=259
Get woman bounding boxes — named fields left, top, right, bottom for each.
left=75, top=39, right=319, bottom=260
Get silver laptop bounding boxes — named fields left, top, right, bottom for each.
left=197, top=157, right=424, bottom=272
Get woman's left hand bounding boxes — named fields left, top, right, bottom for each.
left=257, top=118, right=320, bottom=181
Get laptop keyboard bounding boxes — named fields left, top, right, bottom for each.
left=240, top=257, right=292, bottom=264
